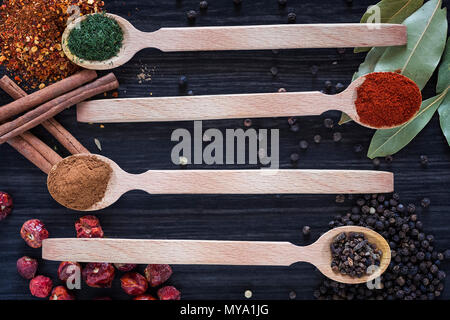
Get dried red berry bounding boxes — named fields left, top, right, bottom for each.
left=0, top=191, right=13, bottom=221
left=20, top=219, right=49, bottom=248
left=30, top=275, right=53, bottom=298
left=75, top=215, right=104, bottom=238
left=82, top=263, right=115, bottom=288
left=58, top=261, right=81, bottom=282
left=144, top=264, right=173, bottom=287
left=49, top=286, right=75, bottom=300
left=157, top=286, right=181, bottom=300
left=133, top=294, right=157, bottom=300
left=121, top=272, right=148, bottom=296
left=114, top=263, right=137, bottom=272
left=17, top=256, right=38, bottom=279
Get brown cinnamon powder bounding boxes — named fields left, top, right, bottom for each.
left=47, top=155, right=112, bottom=210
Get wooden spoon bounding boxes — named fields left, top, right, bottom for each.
left=42, top=226, right=391, bottom=284
left=77, top=73, right=421, bottom=129
left=62, top=13, right=407, bottom=70
left=47, top=154, right=393, bottom=211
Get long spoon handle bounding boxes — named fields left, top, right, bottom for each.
left=123, top=170, right=393, bottom=194
left=43, top=238, right=309, bottom=266
left=140, top=24, right=406, bottom=52
left=77, top=91, right=349, bottom=123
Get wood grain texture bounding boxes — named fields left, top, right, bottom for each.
left=42, top=226, right=391, bottom=284
left=0, top=0, right=449, bottom=300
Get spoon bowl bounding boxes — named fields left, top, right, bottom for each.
left=42, top=226, right=391, bottom=284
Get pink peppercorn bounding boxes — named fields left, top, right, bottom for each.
left=30, top=275, right=53, bottom=298
left=20, top=219, right=49, bottom=248
left=144, top=264, right=173, bottom=287
left=17, top=256, right=38, bottom=279
left=0, top=191, right=13, bottom=221
left=121, top=272, right=148, bottom=296
left=75, top=215, right=104, bottom=238
left=158, top=286, right=181, bottom=300
left=82, top=263, right=115, bottom=288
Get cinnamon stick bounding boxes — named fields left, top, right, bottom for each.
left=7, top=136, right=54, bottom=174
left=0, top=76, right=90, bottom=155
left=0, top=73, right=119, bottom=144
left=0, top=70, right=97, bottom=122
left=20, top=131, right=62, bottom=165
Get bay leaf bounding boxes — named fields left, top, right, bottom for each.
left=438, top=93, right=450, bottom=146
left=367, top=88, right=448, bottom=158
left=355, top=0, right=424, bottom=53
left=437, top=37, right=449, bottom=94
left=374, top=0, right=448, bottom=90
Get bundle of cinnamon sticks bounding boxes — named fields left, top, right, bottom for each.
left=0, top=70, right=119, bottom=173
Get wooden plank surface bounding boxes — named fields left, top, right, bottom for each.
left=0, top=0, right=449, bottom=300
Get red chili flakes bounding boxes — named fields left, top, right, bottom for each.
left=0, top=191, right=13, bottom=221
left=58, top=261, right=81, bottom=282
left=133, top=294, right=157, bottom=300
left=82, top=263, right=115, bottom=288
left=120, top=272, right=148, bottom=296
left=20, top=219, right=49, bottom=248
left=144, top=264, right=173, bottom=287
left=49, top=286, right=75, bottom=300
left=114, top=263, right=137, bottom=272
left=17, top=256, right=38, bottom=279
left=30, top=275, right=53, bottom=298
left=75, top=215, right=104, bottom=238
left=157, top=286, right=181, bottom=300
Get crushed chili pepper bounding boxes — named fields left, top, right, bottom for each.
left=75, top=215, right=104, bottom=238
left=17, top=256, right=38, bottom=279
left=58, top=261, right=81, bottom=282
left=120, top=272, right=148, bottom=296
left=0, top=191, right=13, bottom=221
left=20, top=219, right=49, bottom=248
left=144, top=264, right=173, bottom=287
left=355, top=72, right=422, bottom=128
left=114, top=263, right=137, bottom=272
left=158, top=286, right=181, bottom=300
left=133, top=294, right=157, bottom=300
left=49, top=286, right=75, bottom=300
left=82, top=262, right=115, bottom=288
left=0, top=0, right=104, bottom=89
left=29, top=275, right=53, bottom=298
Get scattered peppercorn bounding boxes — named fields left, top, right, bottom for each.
left=187, top=90, right=194, bottom=96
left=0, top=191, right=13, bottom=221
left=287, top=12, right=296, bottom=23
left=270, top=66, right=278, bottom=76
left=372, top=158, right=381, bottom=168
left=324, top=80, right=333, bottom=93
left=333, top=132, right=342, bottom=142
left=244, top=119, right=252, bottom=127
left=335, top=83, right=345, bottom=93
left=20, top=219, right=49, bottom=248
left=83, top=263, right=115, bottom=288
left=313, top=135, right=322, bottom=144
left=75, top=215, right=104, bottom=238
left=290, top=123, right=300, bottom=132
left=58, top=261, right=81, bottom=282
left=323, top=118, right=334, bottom=129
left=385, top=155, right=394, bottom=163
left=114, top=263, right=137, bottom=272
left=302, top=226, right=311, bottom=237
left=49, top=286, right=75, bottom=300
left=420, top=155, right=428, bottom=168
left=199, top=1, right=208, bottom=10
left=145, top=264, right=173, bottom=287
left=290, top=153, right=299, bottom=164
left=179, top=75, right=188, bottom=88
left=278, top=87, right=287, bottom=92
left=310, top=65, right=319, bottom=75
left=121, top=272, right=148, bottom=296
left=30, top=275, right=53, bottom=298
left=299, top=140, right=309, bottom=150
left=289, top=290, right=296, bottom=299
left=353, top=144, right=363, bottom=153
left=336, top=194, right=345, bottom=203
left=187, top=10, right=197, bottom=22
left=421, top=198, right=431, bottom=208
left=17, top=256, right=38, bottom=279
left=158, top=286, right=181, bottom=300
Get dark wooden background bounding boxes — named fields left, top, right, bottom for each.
left=0, top=0, right=449, bottom=300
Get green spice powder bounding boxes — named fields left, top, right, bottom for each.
left=68, top=13, right=124, bottom=61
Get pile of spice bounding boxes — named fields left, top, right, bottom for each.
left=67, top=13, right=123, bottom=61
left=355, top=72, right=422, bottom=128
left=316, top=193, right=447, bottom=300
left=47, top=155, right=112, bottom=210
left=0, top=0, right=104, bottom=89
left=330, top=232, right=382, bottom=278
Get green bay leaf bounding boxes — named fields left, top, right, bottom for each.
left=374, top=0, right=448, bottom=90
left=367, top=88, right=448, bottom=158
left=355, top=0, right=424, bottom=53
left=437, top=37, right=450, bottom=94
left=438, top=93, right=450, bottom=146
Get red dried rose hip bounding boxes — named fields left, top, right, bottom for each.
left=49, top=286, right=75, bottom=300
left=121, top=272, right=148, bottom=296
left=144, top=264, right=173, bottom=287
left=0, top=191, right=13, bottom=221
left=114, top=263, right=137, bottom=272
left=133, top=294, right=157, bottom=300
left=83, top=263, right=115, bottom=288
left=157, top=286, right=181, bottom=300
left=75, top=215, right=104, bottom=238
left=58, top=261, right=81, bottom=282
left=17, top=256, right=38, bottom=279
left=30, top=275, right=53, bottom=298
left=20, top=219, right=49, bottom=248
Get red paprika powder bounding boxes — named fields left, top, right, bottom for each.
left=355, top=72, right=422, bottom=128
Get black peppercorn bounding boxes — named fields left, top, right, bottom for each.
left=299, top=140, right=308, bottom=150
left=287, top=12, right=296, bottom=23
left=290, top=153, right=299, bottom=163
left=278, top=0, right=287, bottom=6
left=178, top=75, right=188, bottom=88
left=335, top=83, right=345, bottom=93
left=333, top=132, right=342, bottom=142
left=302, top=226, right=311, bottom=237
left=372, top=158, right=380, bottom=168
left=323, top=118, right=334, bottom=129
left=187, top=10, right=197, bottom=21
left=313, top=135, right=322, bottom=144
left=199, top=1, right=208, bottom=10
left=419, top=155, right=428, bottom=167
left=270, top=66, right=278, bottom=76
left=421, top=198, right=431, bottom=208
